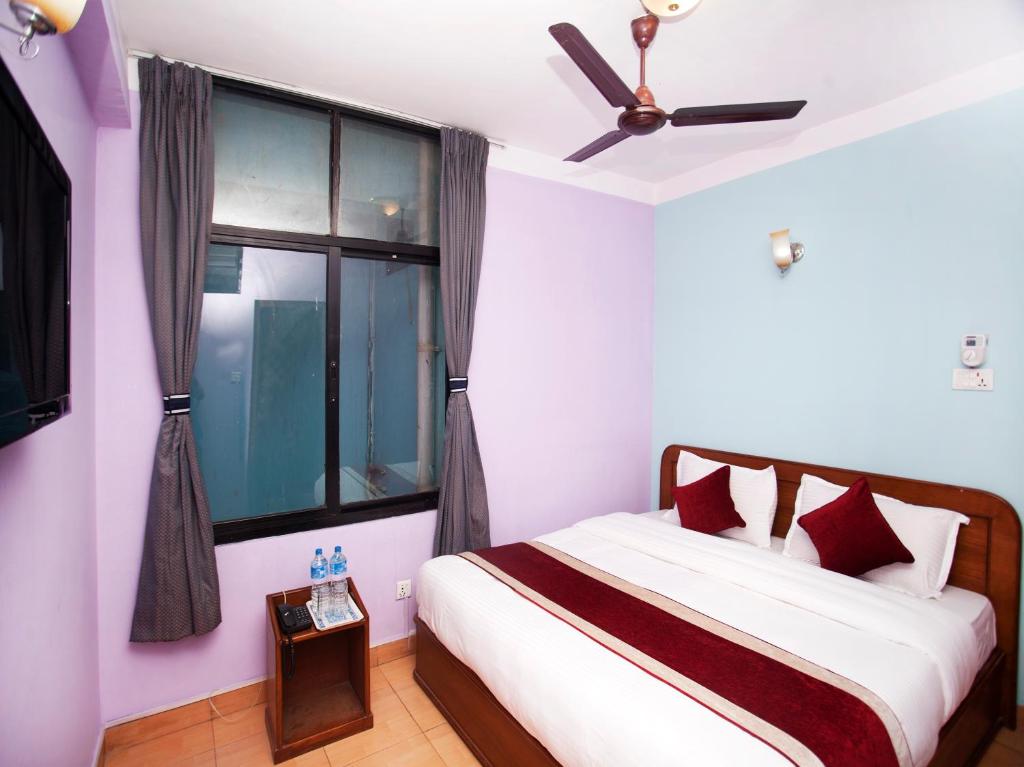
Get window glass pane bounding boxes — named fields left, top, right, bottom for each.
left=192, top=246, right=327, bottom=522
left=339, top=258, right=445, bottom=503
left=337, top=119, right=440, bottom=246
left=212, top=89, right=331, bottom=234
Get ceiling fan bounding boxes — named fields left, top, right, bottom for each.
left=548, top=11, right=807, bottom=162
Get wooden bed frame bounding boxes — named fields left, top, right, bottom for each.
left=415, top=445, right=1021, bottom=767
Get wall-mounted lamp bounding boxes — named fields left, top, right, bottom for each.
left=375, top=198, right=401, bottom=218
left=1, top=1, right=84, bottom=59
left=371, top=196, right=410, bottom=243
left=769, top=228, right=805, bottom=276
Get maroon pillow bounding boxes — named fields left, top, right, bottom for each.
left=797, top=477, right=915, bottom=577
left=672, top=466, right=746, bottom=535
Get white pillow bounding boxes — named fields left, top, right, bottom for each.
left=784, top=473, right=969, bottom=598
left=660, top=451, right=777, bottom=548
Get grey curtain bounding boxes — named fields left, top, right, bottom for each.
left=434, top=128, right=491, bottom=556
left=131, top=58, right=221, bottom=641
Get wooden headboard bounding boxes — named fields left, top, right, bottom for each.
left=659, top=444, right=1021, bottom=724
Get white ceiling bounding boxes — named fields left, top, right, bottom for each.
left=113, top=0, right=1024, bottom=186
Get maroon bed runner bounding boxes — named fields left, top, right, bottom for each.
left=461, top=541, right=911, bottom=767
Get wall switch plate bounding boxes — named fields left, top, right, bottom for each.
left=952, top=368, right=994, bottom=391
left=396, top=579, right=412, bottom=600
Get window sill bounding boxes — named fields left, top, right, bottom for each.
left=212, top=491, right=439, bottom=545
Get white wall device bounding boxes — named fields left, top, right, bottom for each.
left=960, top=334, right=987, bottom=368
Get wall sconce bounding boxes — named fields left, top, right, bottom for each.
left=1, top=1, right=85, bottom=59
left=371, top=196, right=410, bottom=243
left=769, top=228, right=805, bottom=276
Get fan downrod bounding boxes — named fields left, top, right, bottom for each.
left=619, top=13, right=665, bottom=135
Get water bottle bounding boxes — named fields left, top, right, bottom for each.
left=310, top=547, right=328, bottom=620
left=328, top=545, right=349, bottom=621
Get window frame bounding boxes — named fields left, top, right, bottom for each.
left=207, top=77, right=444, bottom=545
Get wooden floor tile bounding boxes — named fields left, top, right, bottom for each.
left=212, top=702, right=268, bottom=749
left=283, top=749, right=333, bottom=767
left=323, top=689, right=419, bottom=766
left=346, top=733, right=445, bottom=767
left=379, top=656, right=415, bottom=690
left=371, top=672, right=399, bottom=709
left=212, top=681, right=267, bottom=717
left=216, top=730, right=330, bottom=767
left=371, top=667, right=392, bottom=696
left=978, top=740, right=1024, bottom=767
left=105, top=700, right=211, bottom=752
left=392, top=681, right=444, bottom=732
left=170, top=752, right=216, bottom=767
left=994, top=724, right=1024, bottom=755
left=212, top=731, right=272, bottom=767
left=380, top=656, right=443, bottom=731
left=424, top=723, right=481, bottom=767
left=106, top=721, right=214, bottom=767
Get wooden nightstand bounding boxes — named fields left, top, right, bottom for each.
left=265, top=579, right=373, bottom=763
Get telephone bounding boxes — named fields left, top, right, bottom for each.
left=276, top=602, right=313, bottom=634
left=961, top=334, right=987, bottom=368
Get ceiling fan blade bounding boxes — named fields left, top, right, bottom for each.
left=564, top=130, right=630, bottom=162
left=549, top=23, right=639, bottom=109
left=669, top=100, right=807, bottom=127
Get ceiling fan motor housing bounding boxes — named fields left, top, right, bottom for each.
left=618, top=104, right=666, bottom=135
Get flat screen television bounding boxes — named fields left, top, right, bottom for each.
left=0, top=56, right=71, bottom=449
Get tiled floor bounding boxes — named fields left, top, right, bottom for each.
left=103, top=660, right=1022, bottom=766
left=104, top=656, right=480, bottom=767
left=982, top=721, right=1024, bottom=767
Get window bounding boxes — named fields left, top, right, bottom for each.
left=194, top=80, right=445, bottom=544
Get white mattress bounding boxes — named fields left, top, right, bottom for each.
left=418, top=512, right=996, bottom=767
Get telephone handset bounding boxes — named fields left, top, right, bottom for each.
left=276, top=601, right=312, bottom=680
left=276, top=602, right=312, bottom=634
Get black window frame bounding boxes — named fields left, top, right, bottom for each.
left=207, top=77, right=444, bottom=545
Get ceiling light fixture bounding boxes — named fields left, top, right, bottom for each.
left=640, top=0, right=702, bottom=19
left=1, top=0, right=85, bottom=59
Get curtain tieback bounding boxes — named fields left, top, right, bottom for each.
left=448, top=377, right=468, bottom=393
left=163, top=393, right=191, bottom=415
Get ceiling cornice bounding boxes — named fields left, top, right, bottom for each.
left=653, top=50, right=1024, bottom=206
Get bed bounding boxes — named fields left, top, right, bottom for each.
left=414, top=445, right=1021, bottom=767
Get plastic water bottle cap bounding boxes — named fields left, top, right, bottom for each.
left=315, top=548, right=323, bottom=555
left=335, top=545, right=342, bottom=552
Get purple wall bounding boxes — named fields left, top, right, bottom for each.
left=93, top=117, right=654, bottom=721
left=0, top=44, right=101, bottom=766
left=474, top=169, right=654, bottom=544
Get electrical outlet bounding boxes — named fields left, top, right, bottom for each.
left=396, top=579, right=412, bottom=600
left=952, top=368, right=994, bottom=391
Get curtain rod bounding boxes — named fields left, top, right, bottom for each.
left=127, top=49, right=507, bottom=150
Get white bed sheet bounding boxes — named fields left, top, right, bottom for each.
left=767, top=535, right=997, bottom=671
left=418, top=512, right=995, bottom=767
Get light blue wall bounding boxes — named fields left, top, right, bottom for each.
left=653, top=89, right=1024, bottom=699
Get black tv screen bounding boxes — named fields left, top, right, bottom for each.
left=0, top=56, right=71, bottom=449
